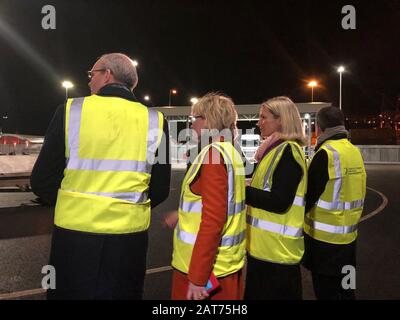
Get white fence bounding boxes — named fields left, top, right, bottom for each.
left=0, top=144, right=42, bottom=155
left=357, top=145, right=400, bottom=164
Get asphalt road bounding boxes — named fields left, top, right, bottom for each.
left=0, top=165, right=398, bottom=300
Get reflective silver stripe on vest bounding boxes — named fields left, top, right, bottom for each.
left=68, top=157, right=149, bottom=172
left=180, top=199, right=245, bottom=216
left=83, top=191, right=147, bottom=203
left=291, top=145, right=305, bottom=207
left=316, top=144, right=363, bottom=211
left=247, top=215, right=303, bottom=238
left=146, top=109, right=161, bottom=166
left=292, top=144, right=305, bottom=162
left=320, top=144, right=342, bottom=206
left=326, top=144, right=342, bottom=195
left=218, top=146, right=235, bottom=206
left=263, top=143, right=286, bottom=191
left=66, top=98, right=159, bottom=174
left=293, top=196, right=305, bottom=207
left=305, top=215, right=358, bottom=234
left=317, top=199, right=364, bottom=210
left=176, top=224, right=245, bottom=247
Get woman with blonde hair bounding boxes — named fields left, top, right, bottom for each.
left=245, top=96, right=307, bottom=300
left=165, top=93, right=247, bottom=300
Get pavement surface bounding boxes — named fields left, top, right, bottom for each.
left=0, top=164, right=399, bottom=300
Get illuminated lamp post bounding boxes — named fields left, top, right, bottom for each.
left=169, top=89, right=177, bottom=106
left=62, top=80, right=74, bottom=101
left=308, top=81, right=318, bottom=103
left=337, top=66, right=345, bottom=110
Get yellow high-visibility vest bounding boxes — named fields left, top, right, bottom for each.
left=247, top=141, right=307, bottom=264
left=304, top=139, right=366, bottom=244
left=54, top=95, right=164, bottom=234
left=172, top=142, right=247, bottom=277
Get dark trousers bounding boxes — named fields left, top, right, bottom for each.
left=47, top=226, right=148, bottom=300
left=311, top=272, right=355, bottom=300
left=244, top=255, right=302, bottom=300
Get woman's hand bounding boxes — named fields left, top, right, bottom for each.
left=162, top=210, right=178, bottom=229
left=187, top=281, right=209, bottom=300
left=245, top=178, right=252, bottom=187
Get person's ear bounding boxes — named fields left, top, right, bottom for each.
left=104, top=69, right=113, bottom=83
left=277, top=116, right=282, bottom=128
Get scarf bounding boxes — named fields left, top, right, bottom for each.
left=254, top=132, right=283, bottom=162
left=316, top=125, right=349, bottom=149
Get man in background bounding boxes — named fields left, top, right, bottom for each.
left=303, top=106, right=366, bottom=300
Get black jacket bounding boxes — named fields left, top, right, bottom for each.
left=302, top=134, right=357, bottom=276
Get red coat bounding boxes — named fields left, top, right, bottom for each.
left=171, top=146, right=244, bottom=300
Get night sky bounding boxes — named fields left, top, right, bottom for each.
left=0, top=0, right=399, bottom=135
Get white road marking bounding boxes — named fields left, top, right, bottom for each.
left=360, top=186, right=389, bottom=222
left=0, top=266, right=174, bottom=300
left=146, top=265, right=172, bottom=275
left=0, top=288, right=46, bottom=300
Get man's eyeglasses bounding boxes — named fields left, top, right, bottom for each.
left=87, top=69, right=107, bottom=80
left=188, top=115, right=204, bottom=123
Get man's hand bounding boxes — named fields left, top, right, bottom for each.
left=187, top=281, right=209, bottom=300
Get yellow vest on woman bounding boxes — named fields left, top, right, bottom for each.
left=172, top=141, right=246, bottom=277
left=54, top=95, right=164, bottom=234
left=247, top=141, right=307, bottom=264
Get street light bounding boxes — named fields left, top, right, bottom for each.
left=308, top=81, right=318, bottom=103
left=304, top=113, right=312, bottom=157
left=169, top=89, right=177, bottom=106
left=62, top=80, right=74, bottom=100
left=190, top=97, right=198, bottom=104
left=144, top=95, right=150, bottom=101
left=337, top=66, right=345, bottom=110
left=132, top=60, right=138, bottom=67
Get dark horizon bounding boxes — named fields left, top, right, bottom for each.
left=0, top=0, right=399, bottom=135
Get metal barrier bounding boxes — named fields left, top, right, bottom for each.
left=0, top=144, right=42, bottom=155
left=357, top=145, right=400, bottom=164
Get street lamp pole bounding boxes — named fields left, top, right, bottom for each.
left=337, top=66, right=345, bottom=110
left=308, top=81, right=317, bottom=103
left=311, top=87, right=314, bottom=103
left=169, top=89, right=177, bottom=106
left=339, top=72, right=342, bottom=110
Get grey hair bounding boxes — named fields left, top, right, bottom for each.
left=99, top=53, right=138, bottom=90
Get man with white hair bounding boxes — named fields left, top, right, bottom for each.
left=31, top=53, right=171, bottom=299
